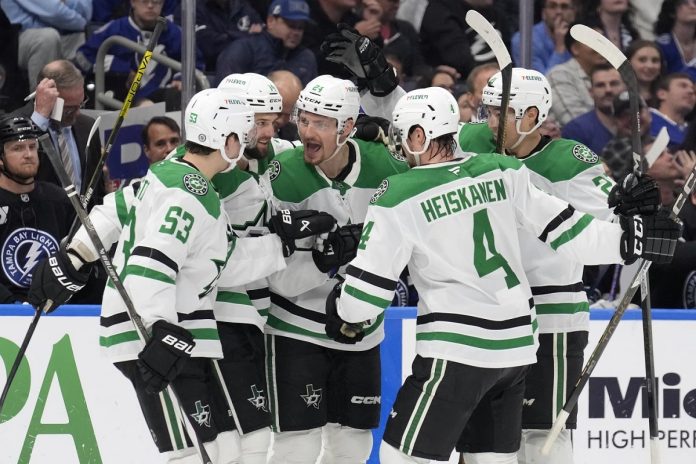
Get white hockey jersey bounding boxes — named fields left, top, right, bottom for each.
left=337, top=153, right=624, bottom=368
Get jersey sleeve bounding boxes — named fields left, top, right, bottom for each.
left=337, top=203, right=413, bottom=324
left=218, top=234, right=287, bottom=287
left=359, top=85, right=406, bottom=120
left=71, top=185, right=137, bottom=261
left=510, top=166, right=624, bottom=265
left=560, top=166, right=616, bottom=222
left=122, top=189, right=209, bottom=328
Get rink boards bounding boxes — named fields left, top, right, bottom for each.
left=1, top=305, right=695, bottom=463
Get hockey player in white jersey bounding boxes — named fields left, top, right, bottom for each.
left=264, top=74, right=408, bottom=464
left=324, top=87, right=681, bottom=464
left=459, top=68, right=662, bottom=463
left=28, top=88, right=337, bottom=464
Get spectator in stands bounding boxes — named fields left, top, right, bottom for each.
left=10, top=60, right=105, bottom=211
left=601, top=90, right=652, bottom=181
left=655, top=0, right=696, bottom=74
left=1, top=0, right=91, bottom=90
left=93, top=0, right=179, bottom=22
left=627, top=39, right=664, bottom=107
left=176, top=0, right=263, bottom=72
left=75, top=0, right=204, bottom=106
left=547, top=21, right=607, bottom=125
left=419, top=0, right=512, bottom=78
left=0, top=116, right=74, bottom=304
left=562, top=63, right=625, bottom=155
left=303, top=0, right=380, bottom=77
left=215, top=0, right=316, bottom=86
left=651, top=72, right=696, bottom=147
left=377, top=0, right=430, bottom=87
left=430, top=69, right=457, bottom=94
left=456, top=62, right=499, bottom=123
left=142, top=115, right=180, bottom=164
left=511, top=0, right=576, bottom=74
left=268, top=69, right=302, bottom=141
left=396, top=0, right=427, bottom=33
left=582, top=0, right=640, bottom=52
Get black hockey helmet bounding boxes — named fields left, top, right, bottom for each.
left=0, top=116, right=42, bottom=152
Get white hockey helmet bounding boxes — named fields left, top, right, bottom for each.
left=217, top=73, right=283, bottom=114
left=295, top=75, right=360, bottom=135
left=481, top=67, right=552, bottom=130
left=184, top=88, right=255, bottom=171
left=390, top=87, right=459, bottom=161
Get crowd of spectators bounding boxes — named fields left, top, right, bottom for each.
left=1, top=0, right=696, bottom=306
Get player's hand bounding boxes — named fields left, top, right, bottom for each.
left=269, top=209, right=337, bottom=257
left=27, top=245, right=91, bottom=313
left=325, top=281, right=366, bottom=344
left=620, top=208, right=682, bottom=264
left=312, top=223, right=363, bottom=273
left=353, top=114, right=390, bottom=145
left=137, top=320, right=195, bottom=394
left=320, top=23, right=398, bottom=97
left=608, top=173, right=660, bottom=216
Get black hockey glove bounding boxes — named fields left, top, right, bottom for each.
left=620, top=208, right=682, bottom=265
left=608, top=173, right=660, bottom=216
left=269, top=209, right=337, bottom=257
left=137, top=320, right=195, bottom=394
left=312, top=223, right=363, bottom=273
left=325, top=281, right=366, bottom=344
left=353, top=114, right=390, bottom=145
left=320, top=23, right=398, bottom=97
left=27, top=245, right=91, bottom=313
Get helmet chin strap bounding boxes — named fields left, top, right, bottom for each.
left=404, top=139, right=431, bottom=166
left=219, top=143, right=246, bottom=173
left=508, top=117, right=543, bottom=151
left=317, top=126, right=357, bottom=166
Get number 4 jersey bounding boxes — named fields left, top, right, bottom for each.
left=99, top=158, right=233, bottom=363
left=338, top=153, right=624, bottom=368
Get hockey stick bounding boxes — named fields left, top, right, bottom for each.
left=570, top=24, right=661, bottom=461
left=542, top=163, right=696, bottom=456
left=0, top=310, right=40, bottom=417
left=38, top=134, right=213, bottom=464
left=465, top=10, right=512, bottom=154
left=67, top=16, right=166, bottom=238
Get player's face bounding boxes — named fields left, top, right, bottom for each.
left=485, top=105, right=520, bottom=149
left=60, top=85, right=86, bottom=127
left=297, top=111, right=341, bottom=165
left=251, top=113, right=278, bottom=157
left=2, top=139, right=39, bottom=178
left=144, top=123, right=180, bottom=164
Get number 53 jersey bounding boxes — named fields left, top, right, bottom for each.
left=340, top=153, right=624, bottom=368
left=100, top=158, right=233, bottom=363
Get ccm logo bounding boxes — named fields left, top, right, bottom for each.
left=162, top=334, right=194, bottom=354
left=351, top=396, right=381, bottom=405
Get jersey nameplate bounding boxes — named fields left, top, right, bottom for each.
left=183, top=173, right=209, bottom=196
left=572, top=144, right=599, bottom=164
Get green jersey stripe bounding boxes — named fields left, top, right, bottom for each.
left=402, top=359, right=445, bottom=453
left=162, top=390, right=185, bottom=449
left=417, top=331, right=535, bottom=350
left=100, top=330, right=139, bottom=347
left=549, top=214, right=594, bottom=251
left=189, top=328, right=220, bottom=340
left=344, top=284, right=392, bottom=309
left=535, top=302, right=590, bottom=315
left=115, top=189, right=129, bottom=227
left=123, top=264, right=176, bottom=285
left=216, top=291, right=254, bottom=305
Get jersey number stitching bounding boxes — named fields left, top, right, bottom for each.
left=473, top=209, right=520, bottom=289
left=160, top=206, right=195, bottom=244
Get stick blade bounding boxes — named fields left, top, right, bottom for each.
left=645, top=126, right=669, bottom=168
left=541, top=409, right=570, bottom=455
left=570, top=24, right=627, bottom=69
left=466, top=10, right=512, bottom=69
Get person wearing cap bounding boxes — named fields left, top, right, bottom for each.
left=0, top=115, right=74, bottom=304
left=561, top=63, right=626, bottom=155
left=214, top=0, right=317, bottom=87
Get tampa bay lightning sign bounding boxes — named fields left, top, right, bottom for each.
left=2, top=227, right=58, bottom=288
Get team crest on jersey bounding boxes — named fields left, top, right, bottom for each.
left=247, top=384, right=268, bottom=412
left=572, top=144, right=598, bottom=164
left=183, top=173, right=208, bottom=196
left=370, top=179, right=389, bottom=204
left=190, top=400, right=211, bottom=427
left=2, top=227, right=59, bottom=288
left=300, top=384, right=322, bottom=409
left=389, top=148, right=406, bottom=163
left=683, top=271, right=696, bottom=308
left=269, top=160, right=281, bottom=181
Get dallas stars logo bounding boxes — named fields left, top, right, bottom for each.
left=247, top=385, right=267, bottom=412
left=183, top=173, right=209, bottom=196
left=572, top=144, right=599, bottom=164
left=370, top=179, right=389, bottom=204
left=190, top=400, right=211, bottom=427
left=300, top=384, right=322, bottom=409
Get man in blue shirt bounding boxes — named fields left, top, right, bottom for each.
left=511, top=0, right=576, bottom=73
left=650, top=72, right=696, bottom=148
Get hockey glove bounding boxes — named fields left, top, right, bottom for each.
left=320, top=23, right=398, bottom=97
left=137, top=320, right=195, bottom=394
left=608, top=173, right=660, bottom=216
left=353, top=114, right=390, bottom=145
left=620, top=208, right=682, bottom=265
left=312, top=223, right=363, bottom=273
left=325, top=281, right=366, bottom=344
left=269, top=209, right=337, bottom=257
left=27, top=245, right=91, bottom=313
